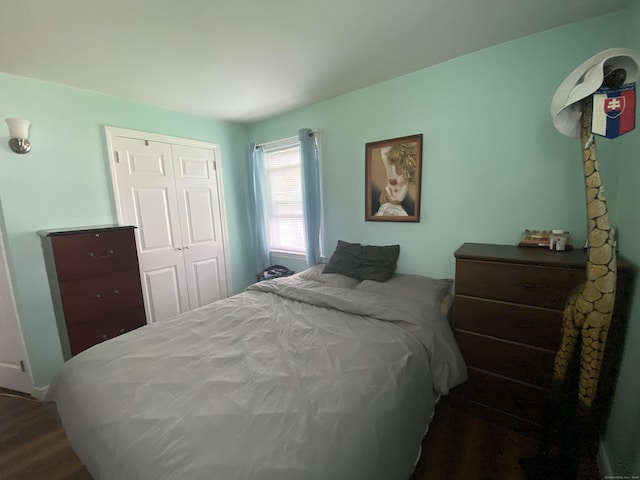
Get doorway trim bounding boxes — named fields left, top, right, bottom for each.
left=0, top=225, right=34, bottom=394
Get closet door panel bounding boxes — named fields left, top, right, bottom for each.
left=111, top=137, right=189, bottom=322
left=142, top=266, right=184, bottom=322
left=191, top=257, right=222, bottom=307
left=184, top=189, right=216, bottom=245
left=172, top=144, right=229, bottom=309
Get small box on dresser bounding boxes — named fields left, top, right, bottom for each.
left=450, top=242, right=635, bottom=437
left=38, top=225, right=147, bottom=360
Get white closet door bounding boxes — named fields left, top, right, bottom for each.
left=111, top=137, right=189, bottom=322
left=171, top=144, right=229, bottom=309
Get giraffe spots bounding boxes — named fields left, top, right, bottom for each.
left=587, top=264, right=609, bottom=280
left=588, top=229, right=609, bottom=248
left=584, top=160, right=595, bottom=176
left=583, top=325, right=600, bottom=339
left=594, top=293, right=616, bottom=313
left=587, top=198, right=607, bottom=218
left=586, top=171, right=602, bottom=188
left=594, top=272, right=616, bottom=294
left=589, top=244, right=613, bottom=265
left=586, top=187, right=598, bottom=202
left=582, top=282, right=602, bottom=302
left=585, top=311, right=610, bottom=328
left=574, top=296, right=593, bottom=315
left=596, top=215, right=611, bottom=231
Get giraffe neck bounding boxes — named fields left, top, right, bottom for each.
left=580, top=97, right=617, bottom=281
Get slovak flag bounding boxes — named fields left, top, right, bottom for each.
left=592, top=83, right=636, bottom=139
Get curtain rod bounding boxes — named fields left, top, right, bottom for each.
left=255, top=130, right=322, bottom=149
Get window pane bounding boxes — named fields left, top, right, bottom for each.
left=267, top=167, right=301, bottom=203
left=272, top=203, right=303, bottom=216
left=265, top=147, right=299, bottom=168
left=264, top=143, right=306, bottom=255
left=269, top=217, right=306, bottom=252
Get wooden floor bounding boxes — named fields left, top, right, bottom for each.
left=0, top=388, right=598, bottom=480
left=0, top=388, right=91, bottom=480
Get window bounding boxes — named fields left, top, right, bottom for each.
left=263, top=141, right=306, bottom=256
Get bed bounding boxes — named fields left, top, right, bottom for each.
left=45, top=250, right=467, bottom=480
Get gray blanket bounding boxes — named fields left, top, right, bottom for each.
left=46, top=276, right=466, bottom=480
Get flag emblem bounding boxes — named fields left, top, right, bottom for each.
left=604, top=97, right=625, bottom=119
left=592, top=83, right=636, bottom=139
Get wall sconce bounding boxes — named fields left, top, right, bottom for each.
left=5, top=118, right=31, bottom=154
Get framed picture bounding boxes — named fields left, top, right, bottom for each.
left=365, top=134, right=423, bottom=222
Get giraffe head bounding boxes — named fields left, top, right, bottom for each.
left=551, top=48, right=640, bottom=138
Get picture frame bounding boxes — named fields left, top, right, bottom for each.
left=365, top=134, right=423, bottom=222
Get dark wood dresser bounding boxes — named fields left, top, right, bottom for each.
left=39, top=225, right=147, bottom=360
left=451, top=242, right=635, bottom=436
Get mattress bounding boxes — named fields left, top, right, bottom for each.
left=46, top=275, right=466, bottom=480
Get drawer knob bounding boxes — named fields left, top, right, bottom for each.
left=95, top=289, right=120, bottom=301
left=89, top=249, right=114, bottom=260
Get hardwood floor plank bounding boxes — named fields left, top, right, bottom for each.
left=0, top=388, right=90, bottom=480
left=1, top=388, right=598, bottom=479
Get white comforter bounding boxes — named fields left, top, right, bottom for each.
left=46, top=277, right=466, bottom=480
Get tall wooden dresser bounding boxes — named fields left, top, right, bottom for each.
left=39, top=225, right=147, bottom=360
left=451, top=242, right=635, bottom=436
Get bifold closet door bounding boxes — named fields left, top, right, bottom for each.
left=110, top=135, right=230, bottom=323
left=171, top=144, right=227, bottom=309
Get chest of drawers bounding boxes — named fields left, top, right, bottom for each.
left=39, top=225, right=147, bottom=360
left=451, top=243, right=634, bottom=435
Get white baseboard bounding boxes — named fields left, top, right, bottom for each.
left=31, top=385, right=49, bottom=401
left=599, top=440, right=613, bottom=478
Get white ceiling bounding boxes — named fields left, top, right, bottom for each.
left=0, top=0, right=631, bottom=124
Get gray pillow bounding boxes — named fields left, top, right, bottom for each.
left=355, top=274, right=453, bottom=308
left=294, top=264, right=361, bottom=289
left=323, top=240, right=399, bottom=282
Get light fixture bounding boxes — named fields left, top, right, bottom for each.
left=5, top=118, right=31, bottom=154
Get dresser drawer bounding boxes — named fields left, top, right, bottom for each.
left=50, top=229, right=139, bottom=281
left=454, top=295, right=562, bottom=349
left=59, top=269, right=144, bottom=324
left=455, top=330, right=555, bottom=388
left=455, top=259, right=583, bottom=309
left=454, top=367, right=549, bottom=424
left=67, top=306, right=147, bottom=356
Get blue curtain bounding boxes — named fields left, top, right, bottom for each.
left=299, top=129, right=322, bottom=265
left=249, top=143, right=270, bottom=273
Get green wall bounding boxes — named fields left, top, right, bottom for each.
left=0, top=74, right=255, bottom=387
left=249, top=14, right=624, bottom=278
left=249, top=11, right=639, bottom=475
left=603, top=1, right=640, bottom=475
